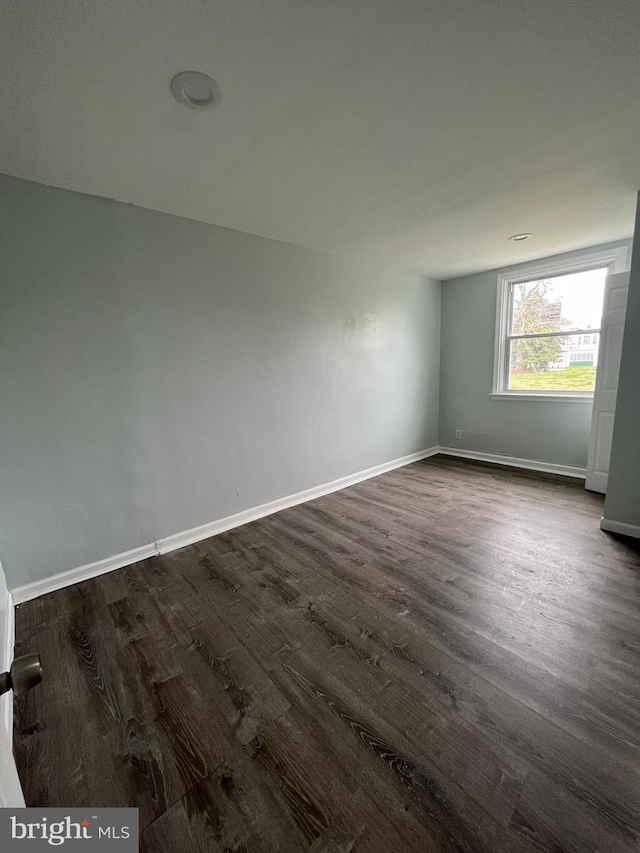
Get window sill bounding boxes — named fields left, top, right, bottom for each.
left=490, top=392, right=593, bottom=403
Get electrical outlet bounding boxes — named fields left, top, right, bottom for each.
left=454, top=429, right=462, bottom=440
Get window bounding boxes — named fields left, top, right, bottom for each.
left=492, top=247, right=628, bottom=400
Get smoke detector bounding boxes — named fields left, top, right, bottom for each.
left=170, top=71, right=222, bottom=111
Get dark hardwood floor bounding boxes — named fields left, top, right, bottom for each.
left=13, top=455, right=640, bottom=852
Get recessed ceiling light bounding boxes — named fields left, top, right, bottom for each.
left=170, top=71, right=222, bottom=111
left=509, top=233, right=533, bottom=242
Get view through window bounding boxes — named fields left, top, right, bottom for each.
left=507, top=267, right=607, bottom=392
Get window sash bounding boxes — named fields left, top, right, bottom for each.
left=492, top=247, right=628, bottom=398
left=506, top=331, right=601, bottom=392
left=506, top=327, right=600, bottom=342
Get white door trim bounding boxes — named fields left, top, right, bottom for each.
left=585, top=272, right=630, bottom=493
left=0, top=563, right=24, bottom=807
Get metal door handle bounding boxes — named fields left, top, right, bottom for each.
left=0, top=654, right=43, bottom=697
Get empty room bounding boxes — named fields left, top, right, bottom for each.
left=1, top=2, right=640, bottom=851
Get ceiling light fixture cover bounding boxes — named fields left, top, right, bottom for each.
left=509, top=233, right=533, bottom=242
left=170, top=71, right=222, bottom=111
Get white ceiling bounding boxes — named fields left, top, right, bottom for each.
left=2, top=0, right=640, bottom=279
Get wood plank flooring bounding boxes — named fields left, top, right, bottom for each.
left=13, top=455, right=640, bottom=852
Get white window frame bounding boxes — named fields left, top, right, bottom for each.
left=491, top=246, right=628, bottom=402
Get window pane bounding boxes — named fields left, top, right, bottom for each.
left=509, top=333, right=598, bottom=391
left=510, top=267, right=607, bottom=336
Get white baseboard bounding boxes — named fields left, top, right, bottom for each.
left=11, top=542, right=157, bottom=606
left=157, top=446, right=439, bottom=555
left=437, top=446, right=587, bottom=479
left=600, top=517, right=640, bottom=539
left=11, top=446, right=439, bottom=604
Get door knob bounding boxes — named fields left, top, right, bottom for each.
left=0, top=654, right=43, bottom=697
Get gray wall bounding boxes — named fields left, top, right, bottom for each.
left=0, top=174, right=440, bottom=589
left=439, top=240, right=632, bottom=469
left=605, top=195, right=640, bottom=531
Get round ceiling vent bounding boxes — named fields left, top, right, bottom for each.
left=508, top=233, right=533, bottom=242
left=170, top=71, right=222, bottom=111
